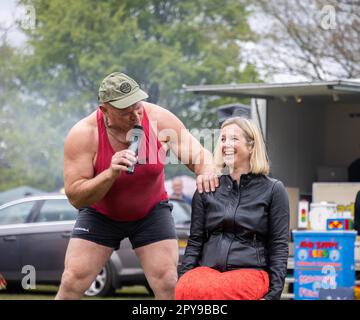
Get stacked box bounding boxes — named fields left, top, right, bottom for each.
left=327, top=218, right=353, bottom=231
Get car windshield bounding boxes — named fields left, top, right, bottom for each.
left=170, top=200, right=191, bottom=225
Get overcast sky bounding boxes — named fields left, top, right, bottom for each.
left=0, top=0, right=306, bottom=83
left=0, top=0, right=16, bottom=25
left=0, top=0, right=27, bottom=46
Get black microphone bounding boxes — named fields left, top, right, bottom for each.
left=126, top=124, right=143, bottom=174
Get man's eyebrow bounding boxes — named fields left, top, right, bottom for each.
left=118, top=109, right=133, bottom=115
left=119, top=105, right=141, bottom=115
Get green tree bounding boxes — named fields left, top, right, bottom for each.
left=1, top=0, right=260, bottom=189
left=0, top=38, right=64, bottom=191
left=21, top=0, right=258, bottom=120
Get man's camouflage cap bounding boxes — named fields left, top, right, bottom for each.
left=98, top=72, right=148, bottom=109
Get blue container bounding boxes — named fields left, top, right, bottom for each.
left=293, top=230, right=357, bottom=300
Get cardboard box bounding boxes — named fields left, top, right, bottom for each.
left=313, top=182, right=360, bottom=204
left=313, top=182, right=360, bottom=219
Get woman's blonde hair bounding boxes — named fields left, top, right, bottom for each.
left=213, top=117, right=270, bottom=176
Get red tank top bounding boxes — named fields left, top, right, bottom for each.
left=91, top=107, right=168, bottom=221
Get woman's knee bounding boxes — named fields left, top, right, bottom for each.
left=175, top=267, right=219, bottom=299
left=175, top=277, right=208, bottom=299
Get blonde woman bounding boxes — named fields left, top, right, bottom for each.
left=175, top=117, right=289, bottom=300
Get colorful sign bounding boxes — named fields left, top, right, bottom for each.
left=327, top=218, right=353, bottom=230
left=0, top=273, right=7, bottom=290
left=293, top=231, right=356, bottom=300
left=298, top=200, right=309, bottom=229
left=337, top=203, right=354, bottom=218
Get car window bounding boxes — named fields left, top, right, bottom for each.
left=0, top=201, right=37, bottom=225
left=34, top=199, right=77, bottom=222
left=170, top=200, right=191, bottom=224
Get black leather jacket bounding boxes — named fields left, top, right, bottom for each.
left=179, top=174, right=289, bottom=300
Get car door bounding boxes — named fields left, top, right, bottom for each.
left=19, top=198, right=77, bottom=282
left=169, top=199, right=191, bottom=262
left=0, top=200, right=38, bottom=281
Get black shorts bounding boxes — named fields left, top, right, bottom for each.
left=71, top=200, right=177, bottom=250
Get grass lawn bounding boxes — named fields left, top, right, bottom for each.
left=0, top=285, right=153, bottom=300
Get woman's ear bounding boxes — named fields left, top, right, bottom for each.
left=248, top=143, right=254, bottom=154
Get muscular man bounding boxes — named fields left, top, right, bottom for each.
left=55, top=72, right=218, bottom=299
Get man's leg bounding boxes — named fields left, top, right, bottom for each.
left=55, top=238, right=113, bottom=300
left=135, top=239, right=178, bottom=300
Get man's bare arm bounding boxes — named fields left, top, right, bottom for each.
left=155, top=106, right=219, bottom=192
left=64, top=123, right=134, bottom=209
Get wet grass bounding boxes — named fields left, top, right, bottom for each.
left=0, top=285, right=152, bottom=300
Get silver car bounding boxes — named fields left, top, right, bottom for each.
left=0, top=194, right=191, bottom=296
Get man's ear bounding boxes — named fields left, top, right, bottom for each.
left=99, top=103, right=107, bottom=113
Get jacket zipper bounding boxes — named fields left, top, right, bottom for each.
left=225, top=182, right=242, bottom=269
left=253, top=234, right=261, bottom=265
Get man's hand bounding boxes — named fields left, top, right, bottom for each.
left=148, top=103, right=219, bottom=193
left=196, top=172, right=219, bottom=193
left=109, top=149, right=137, bottom=177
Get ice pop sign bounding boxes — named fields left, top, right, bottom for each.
left=298, top=241, right=340, bottom=260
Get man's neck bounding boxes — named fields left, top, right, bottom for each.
left=103, top=116, right=131, bottom=144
